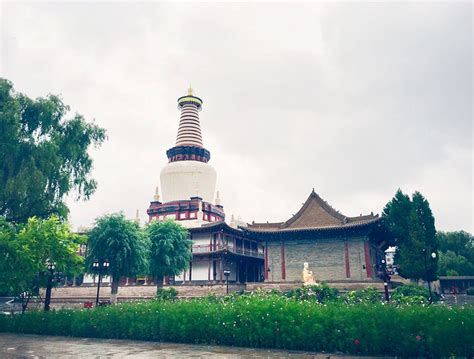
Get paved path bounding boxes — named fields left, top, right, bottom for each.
left=0, top=333, right=369, bottom=358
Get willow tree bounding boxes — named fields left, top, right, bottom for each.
left=0, top=78, right=106, bottom=223
left=86, top=213, right=149, bottom=304
left=147, top=220, right=192, bottom=287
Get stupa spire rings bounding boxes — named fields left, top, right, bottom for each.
left=157, top=87, right=218, bottom=212
left=178, top=85, right=202, bottom=111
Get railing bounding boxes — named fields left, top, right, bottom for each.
left=192, top=244, right=264, bottom=258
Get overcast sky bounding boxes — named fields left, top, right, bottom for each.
left=1, top=1, right=472, bottom=232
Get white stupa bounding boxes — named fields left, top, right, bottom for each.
left=147, top=87, right=224, bottom=228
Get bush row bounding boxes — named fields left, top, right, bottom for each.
left=284, top=283, right=433, bottom=305
left=1, top=293, right=473, bottom=356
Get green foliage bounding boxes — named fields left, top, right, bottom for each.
left=86, top=213, right=149, bottom=297
left=345, top=287, right=382, bottom=304
left=1, top=296, right=473, bottom=356
left=391, top=284, right=430, bottom=305
left=0, top=78, right=106, bottom=223
left=446, top=269, right=459, bottom=276
left=394, top=295, right=429, bottom=305
left=437, top=231, right=474, bottom=276
left=146, top=220, right=192, bottom=284
left=156, top=287, right=178, bottom=301
left=285, top=283, right=339, bottom=303
left=438, top=250, right=474, bottom=277
left=0, top=216, right=84, bottom=296
left=382, top=190, right=438, bottom=281
left=438, top=231, right=474, bottom=260
left=382, top=189, right=412, bottom=247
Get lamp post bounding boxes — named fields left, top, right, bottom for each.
left=44, top=260, right=56, bottom=311
left=381, top=259, right=390, bottom=302
left=422, top=249, right=437, bottom=303
left=223, top=270, right=231, bottom=294
left=93, top=259, right=110, bottom=306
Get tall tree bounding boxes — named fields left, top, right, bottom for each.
left=0, top=78, right=106, bottom=223
left=0, top=216, right=85, bottom=298
left=382, top=189, right=412, bottom=248
left=382, top=190, right=438, bottom=281
left=146, top=220, right=192, bottom=287
left=86, top=213, right=149, bottom=303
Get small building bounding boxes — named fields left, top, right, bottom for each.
left=242, top=190, right=386, bottom=283
left=173, top=222, right=264, bottom=284
left=439, top=276, right=474, bottom=294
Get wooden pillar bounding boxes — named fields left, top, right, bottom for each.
left=189, top=261, right=192, bottom=281
left=208, top=258, right=211, bottom=282
left=364, top=241, right=372, bottom=278
left=219, top=259, right=223, bottom=283
left=264, top=241, right=269, bottom=281
left=345, top=241, right=351, bottom=278
left=281, top=240, right=286, bottom=280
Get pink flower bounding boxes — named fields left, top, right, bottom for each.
left=416, top=335, right=422, bottom=341
left=354, top=339, right=360, bottom=345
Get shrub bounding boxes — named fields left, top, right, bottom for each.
left=0, top=296, right=473, bottom=356
left=286, top=284, right=339, bottom=303
left=467, top=287, right=474, bottom=296
left=156, top=287, right=178, bottom=301
left=391, top=284, right=429, bottom=300
left=345, top=287, right=382, bottom=304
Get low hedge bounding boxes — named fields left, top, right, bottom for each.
left=0, top=294, right=473, bottom=356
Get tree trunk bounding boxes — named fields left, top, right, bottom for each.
left=110, top=276, right=120, bottom=304
left=156, top=276, right=164, bottom=288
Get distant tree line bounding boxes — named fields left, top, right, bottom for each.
left=437, top=231, right=474, bottom=276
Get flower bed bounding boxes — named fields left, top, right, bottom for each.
left=0, top=292, right=472, bottom=356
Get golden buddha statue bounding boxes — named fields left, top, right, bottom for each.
left=302, top=262, right=316, bottom=285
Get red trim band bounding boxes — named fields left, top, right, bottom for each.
left=281, top=241, right=286, bottom=280
left=364, top=242, right=372, bottom=278
left=344, top=242, right=351, bottom=278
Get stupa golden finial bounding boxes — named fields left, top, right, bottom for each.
left=187, top=85, right=193, bottom=96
